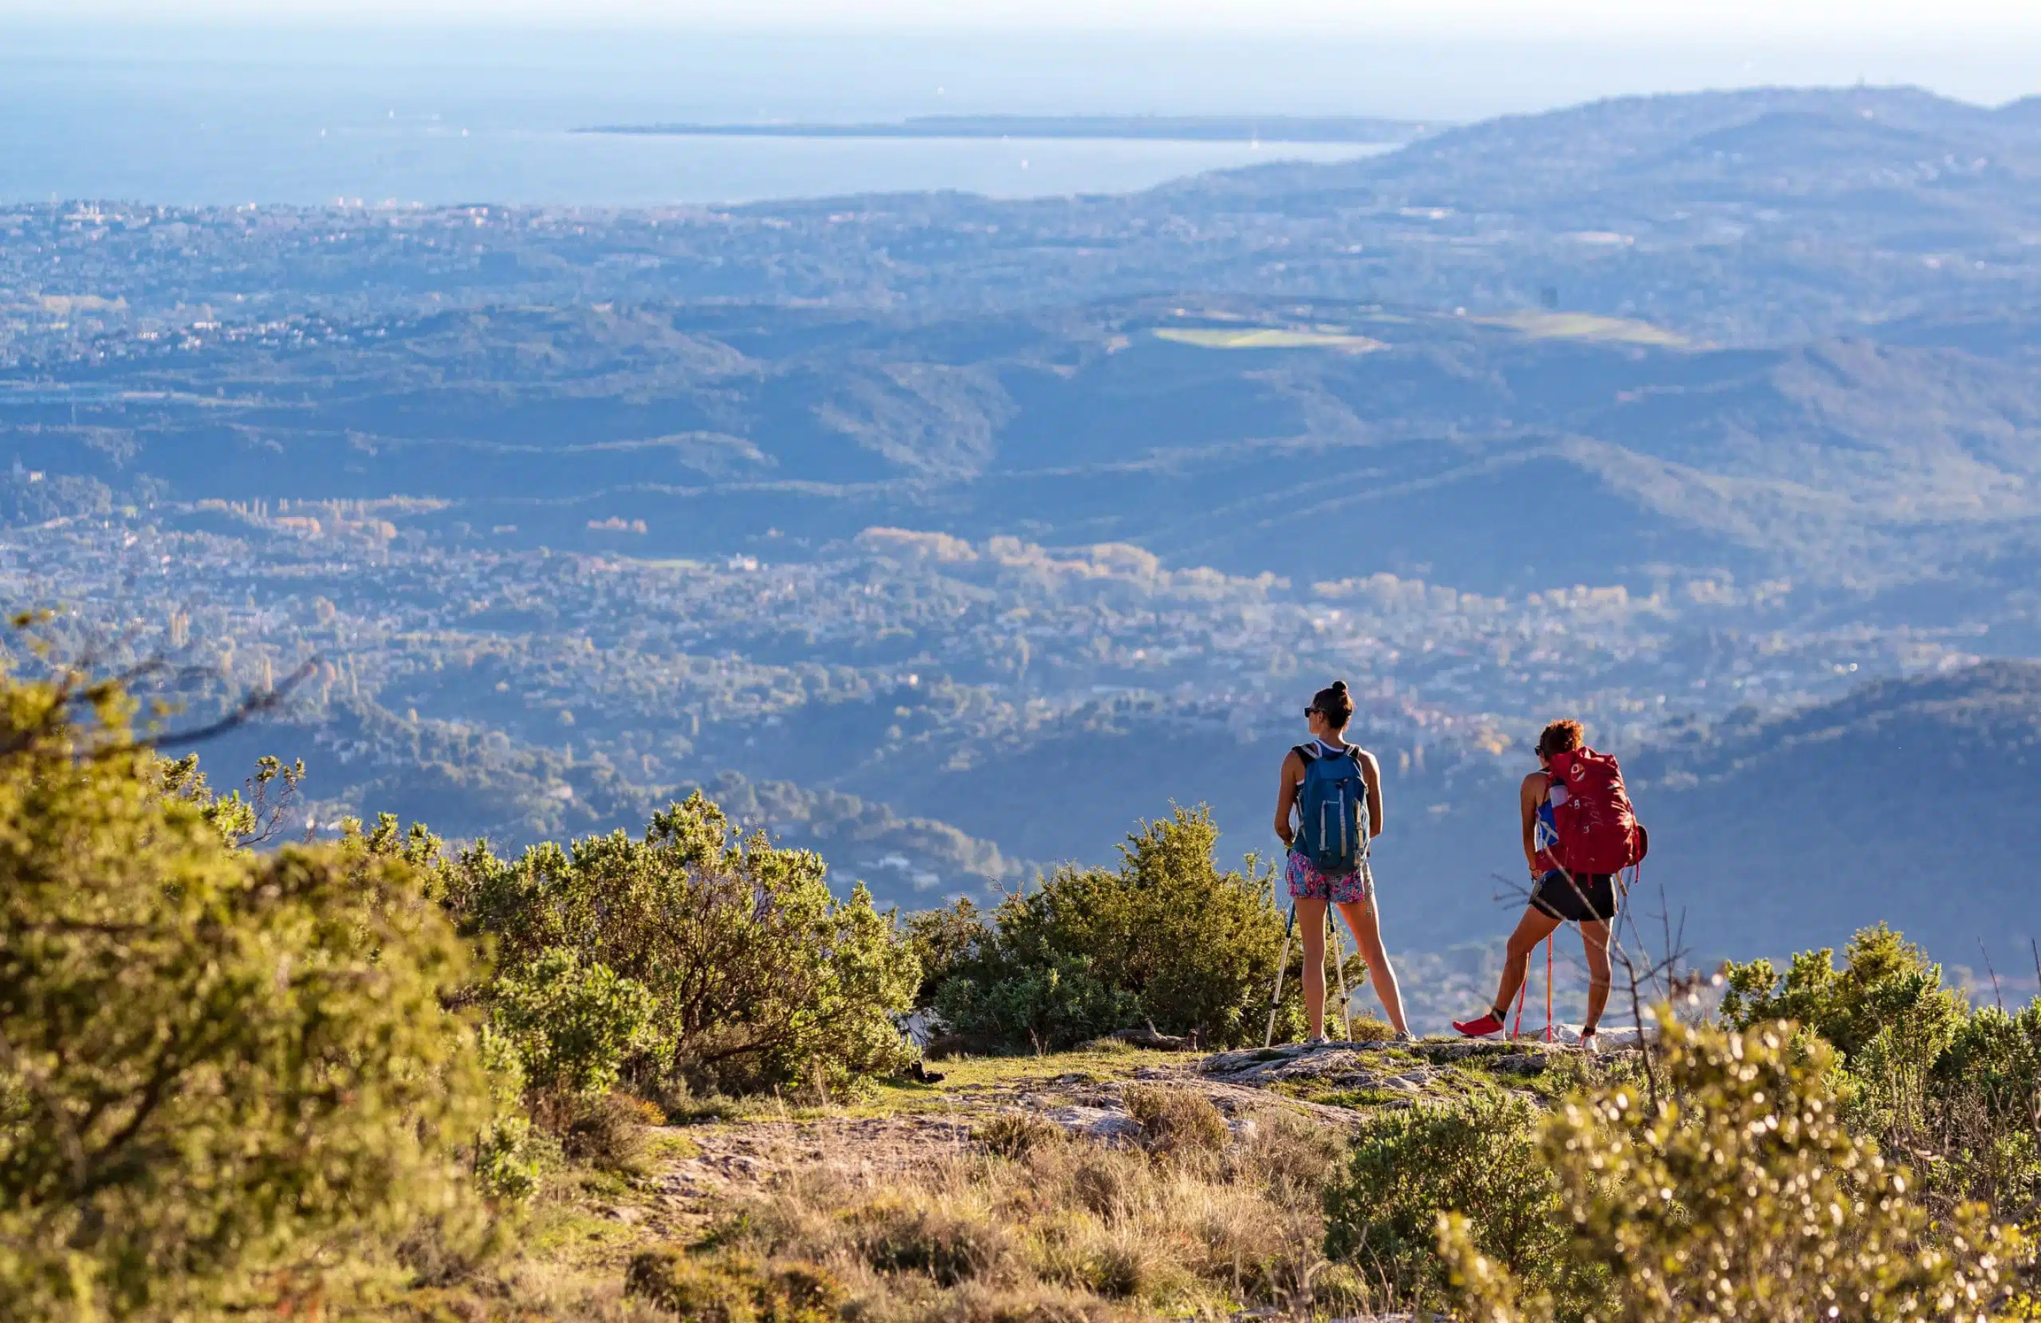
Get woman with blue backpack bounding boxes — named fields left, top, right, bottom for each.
left=1270, top=680, right=1413, bottom=1043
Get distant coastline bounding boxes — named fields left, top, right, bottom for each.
left=574, top=114, right=1434, bottom=145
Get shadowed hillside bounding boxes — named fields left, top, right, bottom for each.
left=1631, top=660, right=2041, bottom=964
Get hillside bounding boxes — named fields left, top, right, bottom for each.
left=1630, top=660, right=2041, bottom=964
left=13, top=298, right=2041, bottom=597
left=855, top=663, right=2041, bottom=971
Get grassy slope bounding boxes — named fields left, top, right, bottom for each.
left=330, top=1040, right=1611, bottom=1321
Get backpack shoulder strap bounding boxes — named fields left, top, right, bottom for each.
left=1291, top=743, right=1318, bottom=764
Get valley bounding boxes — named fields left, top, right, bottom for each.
left=3, top=84, right=2039, bottom=975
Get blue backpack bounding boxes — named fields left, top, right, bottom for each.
left=1293, top=743, right=1370, bottom=876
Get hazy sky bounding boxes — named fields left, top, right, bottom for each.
left=9, top=0, right=2041, bottom=36
left=5, top=0, right=2036, bottom=122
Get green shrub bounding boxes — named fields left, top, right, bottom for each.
left=1722, top=923, right=1968, bottom=1065
left=925, top=807, right=1290, bottom=1051
left=622, top=1248, right=847, bottom=1323
left=1324, top=1092, right=1574, bottom=1312
left=470, top=1023, right=542, bottom=1204
left=906, top=897, right=985, bottom=1010
left=1443, top=1013, right=2033, bottom=1322
left=1727, top=925, right=2041, bottom=1228
left=443, top=793, right=920, bottom=1097
left=492, top=945, right=656, bottom=1098
left=1346, top=1014, right=1398, bottom=1043
left=932, top=953, right=1140, bottom=1053
left=0, top=670, right=497, bottom=1318
left=1940, top=1001, right=2041, bottom=1109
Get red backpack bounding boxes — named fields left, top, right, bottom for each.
left=1546, top=747, right=1648, bottom=876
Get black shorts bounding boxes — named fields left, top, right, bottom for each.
left=1530, top=870, right=1618, bottom=923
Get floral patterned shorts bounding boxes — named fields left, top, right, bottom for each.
left=1285, top=851, right=1376, bottom=907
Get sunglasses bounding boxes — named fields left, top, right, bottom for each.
left=1303, top=706, right=1320, bottom=719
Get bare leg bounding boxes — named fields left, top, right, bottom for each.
left=1296, top=897, right=1329, bottom=1038
left=1579, top=919, right=1613, bottom=1034
left=1489, top=906, right=1563, bottom=1026
left=1335, top=897, right=1409, bottom=1036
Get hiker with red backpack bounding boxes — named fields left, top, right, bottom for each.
left=1268, top=680, right=1413, bottom=1044
left=1452, top=720, right=1647, bottom=1050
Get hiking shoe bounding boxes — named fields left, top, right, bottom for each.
left=1451, top=1010, right=1506, bottom=1038
left=1302, top=1035, right=1332, bottom=1049
left=1578, top=1030, right=1600, bottom=1056
left=1395, top=1029, right=1419, bottom=1044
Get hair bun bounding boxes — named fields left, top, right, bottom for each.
left=1330, top=680, right=1349, bottom=694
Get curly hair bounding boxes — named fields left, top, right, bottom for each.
left=1536, top=719, right=1585, bottom=757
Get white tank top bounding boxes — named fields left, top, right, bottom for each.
left=1295, top=738, right=1355, bottom=784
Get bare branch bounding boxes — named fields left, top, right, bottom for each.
left=1981, top=939, right=2005, bottom=1014
left=150, top=658, right=320, bottom=751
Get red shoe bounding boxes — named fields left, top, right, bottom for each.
left=1452, top=1010, right=1506, bottom=1038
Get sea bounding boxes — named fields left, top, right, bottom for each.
left=0, top=27, right=1393, bottom=208
left=6, top=23, right=2026, bottom=211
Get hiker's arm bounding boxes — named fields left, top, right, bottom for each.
left=1520, top=772, right=1548, bottom=876
left=1273, top=750, right=1303, bottom=849
left=1361, top=751, right=1385, bottom=838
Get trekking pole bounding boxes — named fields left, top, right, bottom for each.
left=1544, top=935, right=1555, bottom=1043
left=1511, top=970, right=1529, bottom=1040
left=1262, top=903, right=1297, bottom=1049
left=1330, top=912, right=1352, bottom=1042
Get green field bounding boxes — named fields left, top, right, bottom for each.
left=1474, top=310, right=1690, bottom=346
left=1153, top=326, right=1389, bottom=352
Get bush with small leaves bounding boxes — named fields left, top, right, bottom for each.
left=0, top=670, right=499, bottom=1318
left=492, top=944, right=656, bottom=1099
left=1346, top=1014, right=1398, bottom=1043
left=1727, top=925, right=2041, bottom=1227
left=548, top=1091, right=657, bottom=1173
left=1722, top=923, right=1967, bottom=1068
left=906, top=896, right=986, bottom=1010
left=925, top=807, right=1292, bottom=1051
left=1324, top=1091, right=1579, bottom=1314
left=624, top=1249, right=763, bottom=1323
left=443, top=793, right=920, bottom=1097
left=469, top=1024, right=542, bottom=1204
left=1442, top=1012, right=2033, bottom=1323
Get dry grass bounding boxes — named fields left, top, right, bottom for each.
left=975, top=1111, right=1068, bottom=1159
left=319, top=1051, right=1386, bottom=1322
left=1120, top=1085, right=1228, bottom=1155
left=698, top=1104, right=1354, bottom=1321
